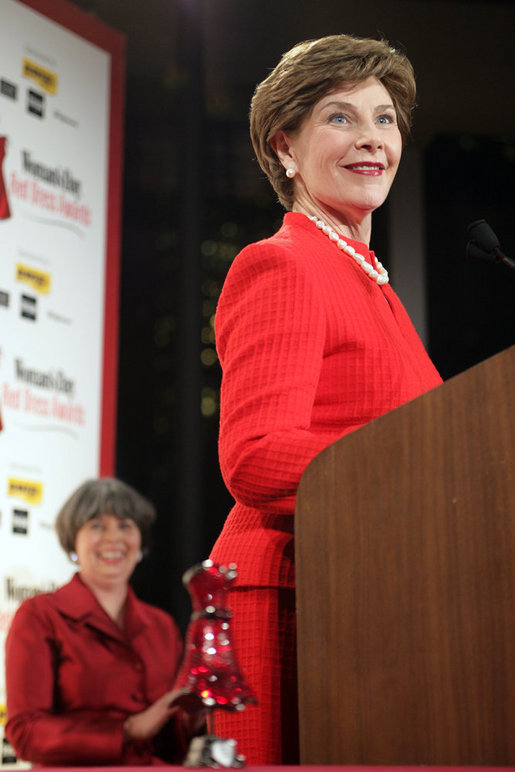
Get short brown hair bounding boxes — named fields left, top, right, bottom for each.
left=55, top=477, right=156, bottom=556
left=250, top=33, right=416, bottom=209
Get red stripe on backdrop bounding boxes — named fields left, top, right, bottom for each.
left=99, top=22, right=125, bottom=476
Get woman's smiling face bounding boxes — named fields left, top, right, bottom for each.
left=277, top=76, right=403, bottom=230
left=74, top=512, right=141, bottom=588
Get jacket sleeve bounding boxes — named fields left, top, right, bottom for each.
left=5, top=600, right=129, bottom=765
left=216, top=240, right=357, bottom=514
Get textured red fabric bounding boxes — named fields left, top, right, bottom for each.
left=211, top=212, right=442, bottom=586
left=5, top=573, right=186, bottom=766
left=209, top=212, right=443, bottom=763
left=211, top=587, right=298, bottom=765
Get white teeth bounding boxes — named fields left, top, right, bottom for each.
left=350, top=164, right=381, bottom=170
left=99, top=551, right=124, bottom=558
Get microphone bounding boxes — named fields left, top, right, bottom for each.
left=466, top=219, right=515, bottom=270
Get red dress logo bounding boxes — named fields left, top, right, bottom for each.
left=0, top=136, right=11, bottom=219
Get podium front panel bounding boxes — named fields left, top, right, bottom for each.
left=295, top=347, right=514, bottom=765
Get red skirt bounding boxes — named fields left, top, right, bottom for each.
left=211, top=586, right=298, bottom=765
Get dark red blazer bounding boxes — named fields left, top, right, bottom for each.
left=5, top=573, right=184, bottom=766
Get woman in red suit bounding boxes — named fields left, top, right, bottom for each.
left=5, top=478, right=197, bottom=766
left=209, top=33, right=443, bottom=764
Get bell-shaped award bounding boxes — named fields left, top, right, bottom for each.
left=170, top=560, right=257, bottom=767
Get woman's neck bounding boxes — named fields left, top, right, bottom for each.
left=292, top=199, right=372, bottom=245
left=80, top=573, right=128, bottom=629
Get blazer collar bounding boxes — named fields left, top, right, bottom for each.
left=51, top=572, right=149, bottom=642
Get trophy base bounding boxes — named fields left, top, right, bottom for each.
left=184, top=734, right=246, bottom=768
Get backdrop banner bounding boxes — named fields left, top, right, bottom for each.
left=0, top=1, right=124, bottom=766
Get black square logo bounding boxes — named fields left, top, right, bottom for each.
left=2, top=736, right=17, bottom=765
left=27, top=88, right=44, bottom=118
left=12, top=508, right=29, bottom=535
left=1, top=78, right=17, bottom=100
left=21, top=293, right=37, bottom=320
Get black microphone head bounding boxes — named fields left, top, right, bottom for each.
left=466, top=240, right=497, bottom=264
left=466, top=219, right=500, bottom=263
left=467, top=219, right=500, bottom=250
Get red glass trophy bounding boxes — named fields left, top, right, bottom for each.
left=170, top=560, right=257, bottom=767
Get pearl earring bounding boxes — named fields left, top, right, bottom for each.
left=70, top=552, right=78, bottom=563
left=285, top=168, right=295, bottom=179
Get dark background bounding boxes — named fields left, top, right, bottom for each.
left=69, top=0, right=514, bottom=631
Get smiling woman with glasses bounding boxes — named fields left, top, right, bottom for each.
left=5, top=477, right=203, bottom=766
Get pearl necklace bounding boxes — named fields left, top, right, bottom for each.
left=307, top=215, right=389, bottom=285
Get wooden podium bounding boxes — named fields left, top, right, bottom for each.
left=295, top=346, right=514, bottom=766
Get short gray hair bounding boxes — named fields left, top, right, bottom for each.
left=55, top=477, right=156, bottom=556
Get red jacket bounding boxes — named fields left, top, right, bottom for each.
left=5, top=573, right=185, bottom=766
left=210, top=212, right=443, bottom=587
